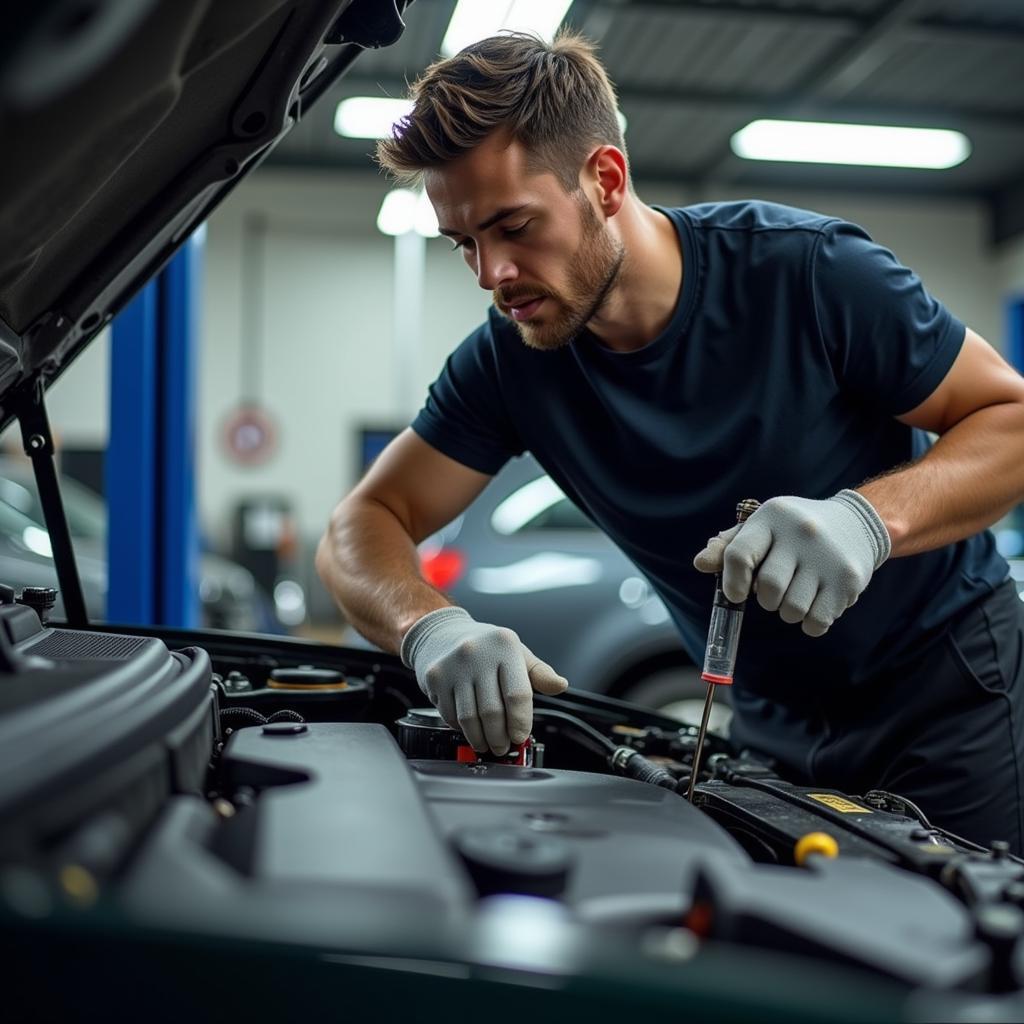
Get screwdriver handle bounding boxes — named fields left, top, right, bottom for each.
left=735, top=498, right=760, bottom=524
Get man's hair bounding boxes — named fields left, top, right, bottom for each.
left=375, top=30, right=626, bottom=192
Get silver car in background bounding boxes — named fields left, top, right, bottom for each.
left=0, top=457, right=282, bottom=631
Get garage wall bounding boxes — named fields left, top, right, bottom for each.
left=40, top=328, right=111, bottom=446
left=197, top=171, right=493, bottom=547
left=30, top=168, right=1024, bottom=548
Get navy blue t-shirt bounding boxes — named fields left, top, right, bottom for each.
left=411, top=201, right=1008, bottom=765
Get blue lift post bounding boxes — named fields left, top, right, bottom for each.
left=107, top=230, right=204, bottom=627
left=1010, top=295, right=1024, bottom=376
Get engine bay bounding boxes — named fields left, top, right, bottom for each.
left=4, top=596, right=1024, bottom=1021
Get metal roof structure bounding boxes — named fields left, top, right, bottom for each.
left=267, top=0, right=1024, bottom=243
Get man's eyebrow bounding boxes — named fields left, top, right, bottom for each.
left=438, top=204, right=532, bottom=237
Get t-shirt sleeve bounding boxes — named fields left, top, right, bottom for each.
left=811, top=221, right=965, bottom=416
left=410, top=323, right=525, bottom=475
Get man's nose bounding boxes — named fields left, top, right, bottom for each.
left=475, top=245, right=516, bottom=291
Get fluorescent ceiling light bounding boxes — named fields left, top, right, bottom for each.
left=731, top=119, right=970, bottom=169
left=377, top=189, right=440, bottom=237
left=334, top=97, right=413, bottom=139
left=414, top=190, right=440, bottom=237
left=442, top=0, right=574, bottom=57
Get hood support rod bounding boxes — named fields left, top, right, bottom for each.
left=13, top=379, right=88, bottom=627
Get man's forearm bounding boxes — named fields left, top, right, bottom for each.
left=315, top=497, right=451, bottom=653
left=858, top=401, right=1024, bottom=558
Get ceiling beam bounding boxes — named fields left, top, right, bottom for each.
left=333, top=74, right=1024, bottom=131
left=911, top=16, right=1024, bottom=44
left=404, top=0, right=1024, bottom=41
left=604, top=0, right=1024, bottom=41
left=689, top=0, right=935, bottom=184
left=618, top=87, right=1024, bottom=131
left=812, top=0, right=933, bottom=103
left=613, top=0, right=861, bottom=28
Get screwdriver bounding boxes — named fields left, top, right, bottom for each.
left=686, top=498, right=760, bottom=802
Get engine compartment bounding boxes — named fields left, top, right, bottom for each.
left=4, top=603, right=1024, bottom=1021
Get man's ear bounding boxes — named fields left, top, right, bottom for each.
left=583, top=145, right=627, bottom=218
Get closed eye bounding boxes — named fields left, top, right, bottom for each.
left=448, top=219, right=530, bottom=252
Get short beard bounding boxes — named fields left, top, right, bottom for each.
left=500, top=193, right=625, bottom=352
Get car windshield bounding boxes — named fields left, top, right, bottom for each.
left=0, top=464, right=107, bottom=541
left=490, top=476, right=593, bottom=534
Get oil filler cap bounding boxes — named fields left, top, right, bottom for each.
left=454, top=827, right=573, bottom=899
left=17, top=587, right=57, bottom=623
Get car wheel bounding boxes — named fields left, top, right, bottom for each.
left=622, top=666, right=733, bottom=732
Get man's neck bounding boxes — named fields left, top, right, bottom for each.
left=587, top=200, right=683, bottom=353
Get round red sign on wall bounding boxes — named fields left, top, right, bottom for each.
left=222, top=404, right=277, bottom=465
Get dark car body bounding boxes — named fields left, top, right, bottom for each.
left=3, top=4, right=1024, bottom=1021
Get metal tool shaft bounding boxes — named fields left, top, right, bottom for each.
left=686, top=683, right=716, bottom=802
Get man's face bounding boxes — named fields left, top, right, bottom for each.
left=425, top=134, right=624, bottom=351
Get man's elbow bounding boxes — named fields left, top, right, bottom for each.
left=315, top=500, right=351, bottom=586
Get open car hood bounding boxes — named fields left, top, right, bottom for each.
left=0, top=0, right=409, bottom=433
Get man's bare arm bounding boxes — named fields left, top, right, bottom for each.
left=315, top=429, right=492, bottom=653
left=857, top=328, right=1024, bottom=558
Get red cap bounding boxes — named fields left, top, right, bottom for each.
left=700, top=672, right=733, bottom=686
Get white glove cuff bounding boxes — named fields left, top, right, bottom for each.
left=832, top=489, right=892, bottom=569
left=400, top=606, right=471, bottom=669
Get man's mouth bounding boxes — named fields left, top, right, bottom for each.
left=506, top=297, right=545, bottom=321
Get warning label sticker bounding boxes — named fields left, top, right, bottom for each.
left=807, top=793, right=872, bottom=814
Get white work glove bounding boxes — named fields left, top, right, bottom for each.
left=400, top=607, right=569, bottom=754
left=693, top=490, right=891, bottom=637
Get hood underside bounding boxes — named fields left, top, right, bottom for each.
left=0, top=0, right=408, bottom=432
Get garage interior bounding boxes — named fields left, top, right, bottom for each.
left=6, top=0, right=1015, bottom=643
left=6, top=1, right=1024, bottom=1018
left=8, top=0, right=1020, bottom=647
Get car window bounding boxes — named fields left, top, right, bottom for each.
left=518, top=497, right=594, bottom=531
left=491, top=476, right=594, bottom=535
left=0, top=466, right=107, bottom=541
left=52, top=477, right=107, bottom=540
left=0, top=478, right=36, bottom=517
left=0, top=498, right=54, bottom=557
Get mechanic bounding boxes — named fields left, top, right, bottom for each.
left=316, top=31, right=1024, bottom=852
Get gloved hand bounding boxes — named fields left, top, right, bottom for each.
left=693, top=490, right=890, bottom=637
left=400, top=606, right=569, bottom=754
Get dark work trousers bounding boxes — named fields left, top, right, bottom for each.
left=798, top=579, right=1024, bottom=853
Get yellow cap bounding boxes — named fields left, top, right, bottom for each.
left=794, top=832, right=839, bottom=866
left=59, top=864, right=99, bottom=907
